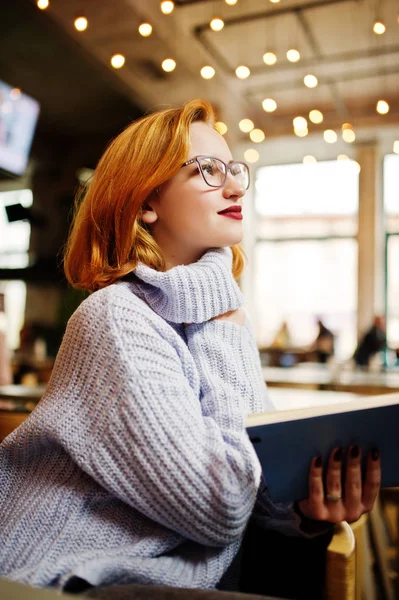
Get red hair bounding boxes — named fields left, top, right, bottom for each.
left=64, top=99, right=245, bottom=292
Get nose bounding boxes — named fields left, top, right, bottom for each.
left=222, top=172, right=245, bottom=199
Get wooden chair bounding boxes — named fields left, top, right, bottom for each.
left=326, top=515, right=371, bottom=600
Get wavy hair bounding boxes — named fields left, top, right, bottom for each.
left=64, top=99, right=245, bottom=292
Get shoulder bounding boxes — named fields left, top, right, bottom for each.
left=67, top=282, right=163, bottom=338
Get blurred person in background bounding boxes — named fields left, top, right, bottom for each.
left=353, top=315, right=386, bottom=368
left=311, top=318, right=335, bottom=364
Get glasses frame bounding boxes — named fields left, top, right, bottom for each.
left=181, top=155, right=250, bottom=190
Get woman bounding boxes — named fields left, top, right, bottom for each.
left=0, top=99, right=380, bottom=595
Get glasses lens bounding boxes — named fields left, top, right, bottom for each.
left=199, top=157, right=226, bottom=187
left=230, top=162, right=250, bottom=190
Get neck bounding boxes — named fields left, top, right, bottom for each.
left=152, top=231, right=206, bottom=269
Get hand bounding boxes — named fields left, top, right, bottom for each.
left=211, top=308, right=245, bottom=327
left=297, top=446, right=381, bottom=523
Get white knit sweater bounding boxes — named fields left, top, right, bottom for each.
left=0, top=248, right=301, bottom=590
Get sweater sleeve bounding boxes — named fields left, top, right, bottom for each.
left=53, top=294, right=262, bottom=549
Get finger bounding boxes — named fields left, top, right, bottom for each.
left=362, top=448, right=381, bottom=511
left=308, top=456, right=324, bottom=502
left=326, top=447, right=343, bottom=503
left=344, top=445, right=362, bottom=521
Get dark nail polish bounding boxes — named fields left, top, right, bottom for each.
left=334, top=448, right=343, bottom=462
left=350, top=445, right=360, bottom=459
left=371, top=447, right=379, bottom=461
left=315, top=456, right=322, bottom=468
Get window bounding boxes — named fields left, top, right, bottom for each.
left=254, top=160, right=359, bottom=360
left=384, top=154, right=399, bottom=349
left=0, top=189, right=32, bottom=349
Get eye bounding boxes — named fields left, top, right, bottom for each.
left=201, top=159, right=218, bottom=176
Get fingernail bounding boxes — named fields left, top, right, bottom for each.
left=334, top=448, right=343, bottom=462
left=315, top=456, right=322, bottom=468
left=371, top=447, right=379, bottom=461
left=350, top=445, right=360, bottom=459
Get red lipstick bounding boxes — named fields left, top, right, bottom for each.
left=217, top=205, right=243, bottom=220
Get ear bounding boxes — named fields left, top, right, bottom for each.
left=141, top=206, right=158, bottom=224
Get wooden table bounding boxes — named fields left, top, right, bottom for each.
left=0, top=384, right=45, bottom=440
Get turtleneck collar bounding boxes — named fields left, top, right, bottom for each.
left=128, top=248, right=243, bottom=324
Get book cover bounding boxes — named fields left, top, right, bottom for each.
left=247, top=392, right=399, bottom=504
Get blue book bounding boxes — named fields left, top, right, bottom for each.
left=247, top=392, right=399, bottom=504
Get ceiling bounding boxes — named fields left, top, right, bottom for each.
left=43, top=0, right=399, bottom=146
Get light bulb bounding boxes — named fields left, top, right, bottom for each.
left=373, top=20, right=386, bottom=34
left=225, top=0, right=238, bottom=4
left=235, top=65, right=250, bottom=79
left=293, top=116, right=307, bottom=130
left=376, top=100, right=389, bottom=114
left=37, top=0, right=49, bottom=8
left=304, top=74, right=318, bottom=88
left=263, top=52, right=277, bottom=65
left=74, top=16, right=88, bottom=31
left=138, top=23, right=152, bottom=37
left=337, top=154, right=350, bottom=161
left=309, top=110, right=323, bottom=124
left=324, top=129, right=337, bottom=143
left=286, top=49, right=300, bottom=62
left=201, top=66, right=215, bottom=79
left=353, top=161, right=361, bottom=174
left=393, top=141, right=399, bottom=154
left=249, top=129, right=265, bottom=143
left=160, top=1, right=174, bottom=14
left=341, top=122, right=353, bottom=131
left=270, top=0, right=280, bottom=3
left=303, top=155, right=317, bottom=164
left=262, top=98, right=277, bottom=112
left=294, top=128, right=308, bottom=137
left=239, top=119, right=254, bottom=133
left=215, top=122, right=228, bottom=135
left=162, top=58, right=176, bottom=72
left=210, top=18, right=224, bottom=31
left=244, top=149, right=259, bottom=163
left=111, top=54, right=125, bottom=69
left=342, top=129, right=356, bottom=143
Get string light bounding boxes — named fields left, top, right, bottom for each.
left=270, top=0, right=280, bottom=3
left=324, top=129, right=337, bottom=143
left=337, top=154, right=350, bottom=161
left=263, top=52, right=277, bottom=65
left=342, top=129, right=356, bottom=143
left=201, top=66, right=215, bottom=79
left=74, top=16, right=88, bottom=31
left=286, top=49, right=300, bottom=62
left=303, top=155, right=317, bottom=164
left=294, top=128, right=308, bottom=137
left=37, top=0, right=49, bottom=9
left=376, top=100, right=389, bottom=114
left=262, top=98, right=277, bottom=112
left=304, top=74, right=318, bottom=88
left=110, top=54, right=125, bottom=69
left=309, top=110, right=323, bottom=124
left=393, top=141, right=399, bottom=154
left=162, top=58, right=176, bottom=72
left=293, top=116, right=307, bottom=130
left=249, top=129, right=265, bottom=143
left=235, top=65, right=250, bottom=79
left=373, top=20, right=386, bottom=34
left=160, top=1, right=174, bottom=14
left=244, top=149, right=259, bottom=163
left=215, top=122, right=228, bottom=135
left=353, top=162, right=361, bottom=174
left=138, top=23, right=152, bottom=37
left=239, top=119, right=254, bottom=133
left=210, top=18, right=224, bottom=31
left=225, top=0, right=238, bottom=4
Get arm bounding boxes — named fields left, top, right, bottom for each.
left=54, top=293, right=261, bottom=548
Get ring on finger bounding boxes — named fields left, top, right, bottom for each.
left=326, top=493, right=342, bottom=502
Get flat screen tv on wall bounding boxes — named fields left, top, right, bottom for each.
left=0, top=80, right=40, bottom=176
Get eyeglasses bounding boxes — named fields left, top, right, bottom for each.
left=181, top=155, right=250, bottom=190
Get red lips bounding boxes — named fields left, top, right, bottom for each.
left=218, top=205, right=242, bottom=215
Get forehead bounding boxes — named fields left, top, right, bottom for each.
left=188, top=121, right=232, bottom=162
